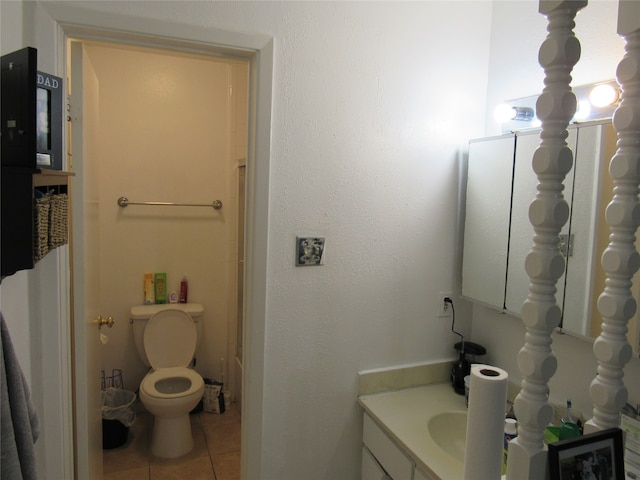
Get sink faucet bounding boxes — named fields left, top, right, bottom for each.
left=622, top=403, right=639, bottom=418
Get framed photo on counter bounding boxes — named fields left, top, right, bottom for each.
left=548, top=427, right=624, bottom=480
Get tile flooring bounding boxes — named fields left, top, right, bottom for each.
left=103, top=403, right=241, bottom=480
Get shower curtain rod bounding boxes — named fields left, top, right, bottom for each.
left=117, top=196, right=223, bottom=210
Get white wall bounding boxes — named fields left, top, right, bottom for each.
left=476, top=0, right=640, bottom=422
left=8, top=0, right=638, bottom=478
left=1, top=2, right=73, bottom=478
left=2, top=1, right=493, bottom=479
left=6, top=0, right=637, bottom=478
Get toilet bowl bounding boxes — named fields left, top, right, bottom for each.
left=136, top=307, right=205, bottom=459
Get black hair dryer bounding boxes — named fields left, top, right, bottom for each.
left=451, top=341, right=486, bottom=395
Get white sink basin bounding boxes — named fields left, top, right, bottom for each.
left=427, top=411, right=467, bottom=462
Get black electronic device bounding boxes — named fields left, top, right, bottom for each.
left=451, top=341, right=487, bottom=395
left=1, top=47, right=63, bottom=171
left=1, top=47, right=37, bottom=169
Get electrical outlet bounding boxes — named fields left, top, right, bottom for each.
left=437, top=291, right=453, bottom=317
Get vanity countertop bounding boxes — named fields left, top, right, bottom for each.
left=359, top=382, right=467, bottom=480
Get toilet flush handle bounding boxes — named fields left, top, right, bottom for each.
left=97, top=315, right=115, bottom=329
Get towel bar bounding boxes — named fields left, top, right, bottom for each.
left=117, top=196, right=222, bottom=210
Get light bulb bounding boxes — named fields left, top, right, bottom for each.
left=573, top=100, right=591, bottom=121
left=494, top=104, right=516, bottom=123
left=590, top=84, right=619, bottom=108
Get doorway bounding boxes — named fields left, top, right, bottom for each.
left=68, top=37, right=249, bottom=478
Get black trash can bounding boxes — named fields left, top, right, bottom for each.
left=102, top=418, right=130, bottom=449
left=102, top=388, right=137, bottom=449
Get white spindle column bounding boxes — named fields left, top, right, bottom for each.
left=506, top=1, right=586, bottom=478
left=585, top=0, right=640, bottom=434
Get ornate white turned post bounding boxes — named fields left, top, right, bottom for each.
left=506, top=1, right=586, bottom=478
left=585, top=0, right=640, bottom=434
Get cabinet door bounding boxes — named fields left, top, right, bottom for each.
left=414, top=467, right=436, bottom=480
left=362, top=413, right=414, bottom=480
left=562, top=122, right=616, bottom=336
left=362, top=446, right=391, bottom=480
left=504, top=129, right=577, bottom=315
left=462, top=134, right=515, bottom=309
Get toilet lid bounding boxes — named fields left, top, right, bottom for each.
left=143, top=309, right=197, bottom=368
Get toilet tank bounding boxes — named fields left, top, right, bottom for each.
left=130, top=303, right=204, bottom=367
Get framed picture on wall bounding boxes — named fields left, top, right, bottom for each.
left=36, top=70, right=63, bottom=170
left=548, top=427, right=624, bottom=480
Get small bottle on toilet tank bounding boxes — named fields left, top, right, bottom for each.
left=179, top=275, right=188, bottom=304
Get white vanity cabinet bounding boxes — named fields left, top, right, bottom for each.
left=462, top=120, right=616, bottom=336
left=414, top=467, right=436, bottom=480
left=362, top=413, right=415, bottom=480
left=361, top=412, right=440, bottom=480
left=359, top=384, right=467, bottom=480
left=362, top=446, right=391, bottom=479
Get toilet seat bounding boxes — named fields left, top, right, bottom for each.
left=144, top=309, right=197, bottom=368
left=141, top=367, right=203, bottom=399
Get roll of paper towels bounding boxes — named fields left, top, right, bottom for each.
left=463, top=364, right=508, bottom=480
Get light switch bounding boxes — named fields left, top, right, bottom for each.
left=296, top=237, right=325, bottom=266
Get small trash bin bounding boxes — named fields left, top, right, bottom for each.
left=102, top=387, right=136, bottom=449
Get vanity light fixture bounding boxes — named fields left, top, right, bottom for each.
left=512, top=106, right=535, bottom=121
left=495, top=80, right=620, bottom=133
left=493, top=104, right=535, bottom=123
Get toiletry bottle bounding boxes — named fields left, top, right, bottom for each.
left=502, top=418, right=517, bottom=474
left=155, top=273, right=167, bottom=304
left=144, top=273, right=155, bottom=304
left=179, top=275, right=188, bottom=304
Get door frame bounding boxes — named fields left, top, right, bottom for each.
left=44, top=5, right=273, bottom=478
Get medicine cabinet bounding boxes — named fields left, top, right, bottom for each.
left=461, top=120, right=636, bottom=348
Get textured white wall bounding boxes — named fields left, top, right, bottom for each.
left=6, top=1, right=495, bottom=478
left=6, top=0, right=639, bottom=477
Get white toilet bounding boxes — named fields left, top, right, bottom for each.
left=130, top=304, right=205, bottom=458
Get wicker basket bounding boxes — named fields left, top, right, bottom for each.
left=49, top=193, right=69, bottom=249
left=34, top=196, right=51, bottom=261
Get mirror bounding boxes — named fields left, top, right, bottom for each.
left=461, top=119, right=640, bottom=352
left=586, top=153, right=640, bottom=349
